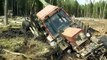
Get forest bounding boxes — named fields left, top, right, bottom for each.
left=0, top=0, right=107, bottom=19
left=0, top=0, right=107, bottom=60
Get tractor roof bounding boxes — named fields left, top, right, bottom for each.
left=36, top=5, right=59, bottom=21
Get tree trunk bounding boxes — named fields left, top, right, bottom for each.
left=102, top=2, right=106, bottom=19
left=4, top=0, right=8, bottom=25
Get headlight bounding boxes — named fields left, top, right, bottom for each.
left=47, top=35, right=53, bottom=42
left=50, top=41, right=56, bottom=46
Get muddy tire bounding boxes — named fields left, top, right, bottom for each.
left=99, top=36, right=107, bottom=48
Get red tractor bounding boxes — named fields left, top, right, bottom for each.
left=22, top=5, right=107, bottom=60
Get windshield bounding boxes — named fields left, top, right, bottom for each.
left=45, top=10, right=70, bottom=37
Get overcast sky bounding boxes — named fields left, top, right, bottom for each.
left=77, top=0, right=105, bottom=5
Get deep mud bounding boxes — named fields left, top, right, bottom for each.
left=0, top=28, right=33, bottom=39
left=0, top=28, right=51, bottom=60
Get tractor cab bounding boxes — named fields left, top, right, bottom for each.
left=36, top=5, right=88, bottom=51
left=44, top=9, right=71, bottom=37
left=37, top=5, right=71, bottom=38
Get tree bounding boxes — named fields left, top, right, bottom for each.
left=0, top=0, right=4, bottom=15
left=4, top=0, right=8, bottom=25
left=102, top=1, right=107, bottom=18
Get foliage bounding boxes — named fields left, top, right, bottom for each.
left=0, top=0, right=107, bottom=19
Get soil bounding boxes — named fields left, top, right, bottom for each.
left=79, top=18, right=107, bottom=35
left=0, top=28, right=51, bottom=60
left=0, top=17, right=107, bottom=60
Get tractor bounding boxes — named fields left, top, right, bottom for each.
left=22, top=5, right=107, bottom=60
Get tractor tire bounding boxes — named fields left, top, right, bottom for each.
left=99, top=36, right=107, bottom=49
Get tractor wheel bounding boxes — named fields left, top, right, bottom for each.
left=99, top=36, right=107, bottom=48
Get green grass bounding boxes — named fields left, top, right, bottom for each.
left=0, top=37, right=24, bottom=51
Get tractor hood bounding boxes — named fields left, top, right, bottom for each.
left=62, top=27, right=82, bottom=46
left=62, top=27, right=82, bottom=38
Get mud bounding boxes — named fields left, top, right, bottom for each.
left=0, top=28, right=51, bottom=60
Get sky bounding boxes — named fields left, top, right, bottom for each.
left=77, top=0, right=101, bottom=5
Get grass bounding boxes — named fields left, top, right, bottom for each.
left=0, top=37, right=24, bottom=51
left=0, top=36, right=51, bottom=60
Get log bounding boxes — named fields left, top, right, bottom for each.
left=2, top=49, right=30, bottom=59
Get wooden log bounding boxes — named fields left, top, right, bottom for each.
left=2, top=49, right=31, bottom=60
